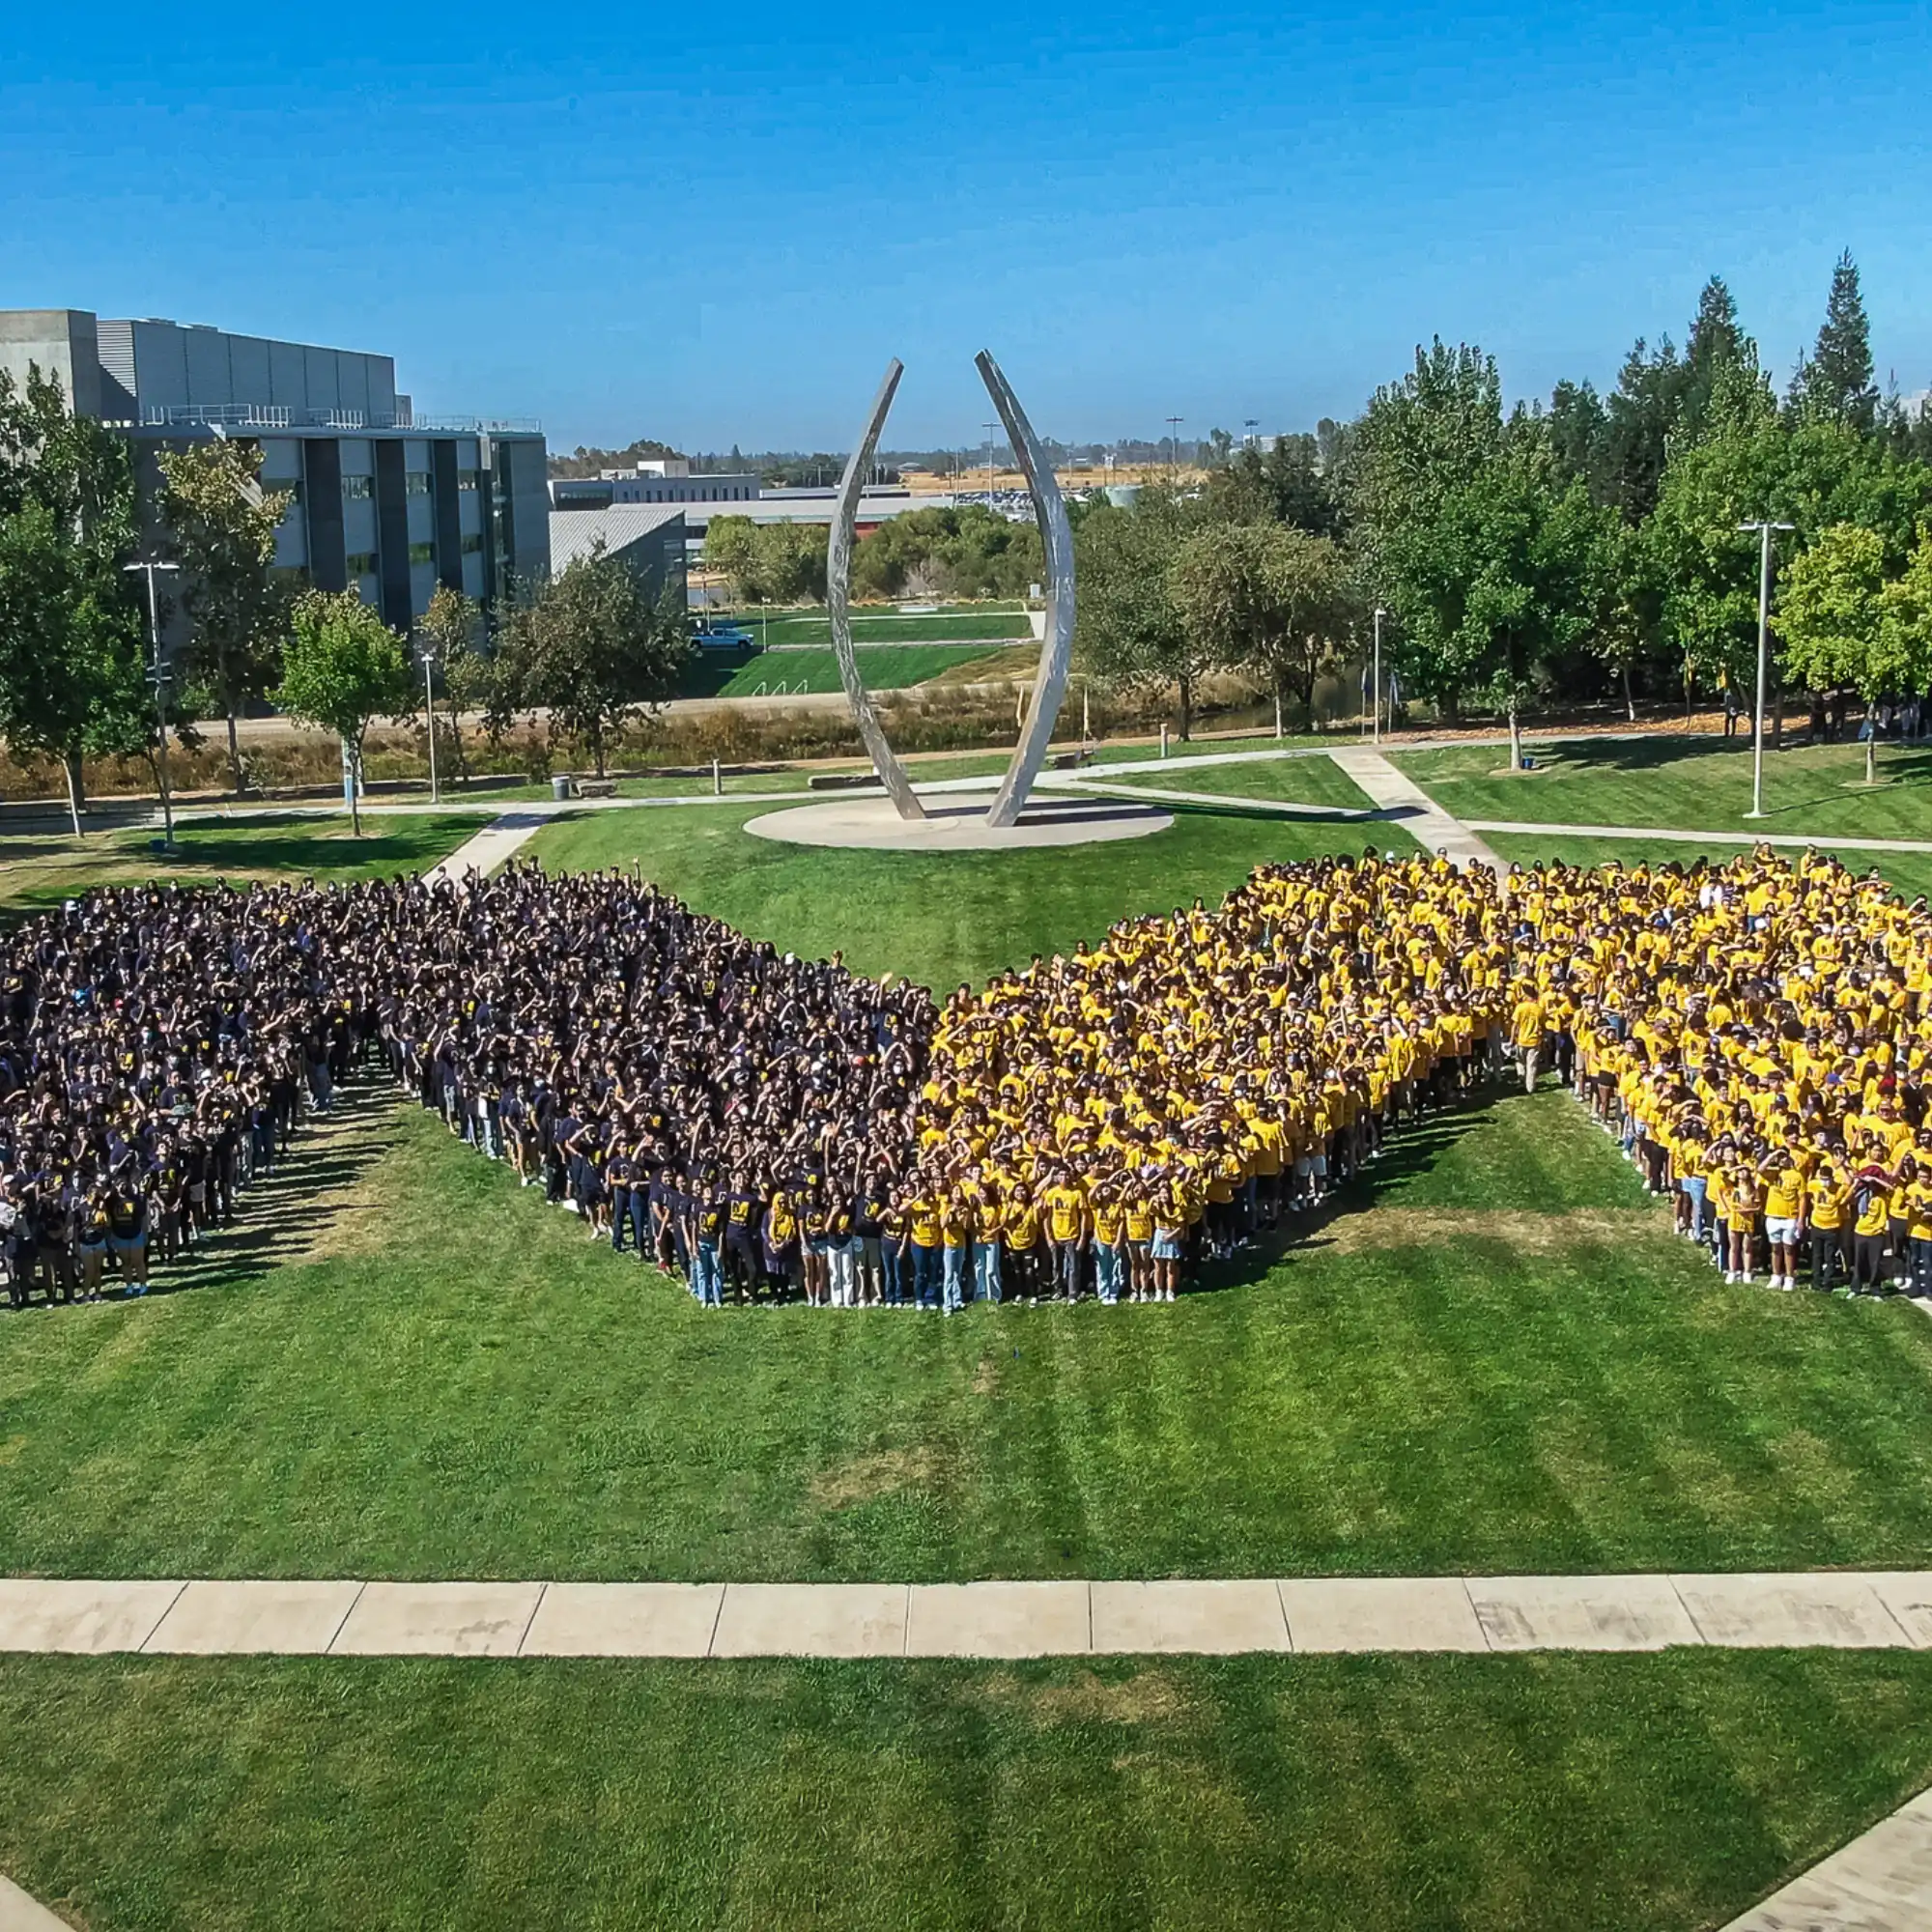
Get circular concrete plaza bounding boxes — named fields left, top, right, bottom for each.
left=744, top=789, right=1174, bottom=852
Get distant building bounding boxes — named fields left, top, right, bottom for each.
left=548, top=504, right=688, bottom=610
left=0, top=308, right=549, bottom=628
left=550, top=469, right=761, bottom=510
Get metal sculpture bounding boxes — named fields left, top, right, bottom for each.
left=826, top=351, right=1075, bottom=827
left=828, top=358, right=924, bottom=819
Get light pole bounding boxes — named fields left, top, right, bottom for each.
left=983, top=423, right=998, bottom=504
left=1165, top=416, right=1183, bottom=485
left=1372, top=607, right=1386, bottom=746
left=1738, top=521, right=1794, bottom=818
left=418, top=639, right=440, bottom=806
left=124, top=559, right=181, bottom=851
left=1243, top=417, right=1260, bottom=449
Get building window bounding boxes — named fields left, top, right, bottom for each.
left=409, top=541, right=436, bottom=565
left=343, top=475, right=374, bottom=500
left=461, top=533, right=484, bottom=554
left=457, top=469, right=479, bottom=492
left=346, top=552, right=378, bottom=576
left=406, top=471, right=432, bottom=497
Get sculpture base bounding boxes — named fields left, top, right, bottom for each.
left=743, top=790, right=1174, bottom=852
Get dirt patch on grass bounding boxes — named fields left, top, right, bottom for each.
left=959, top=1667, right=1194, bottom=1726
left=810, top=1442, right=946, bottom=1510
left=972, top=1356, right=1001, bottom=1398
left=1326, top=1206, right=1657, bottom=1256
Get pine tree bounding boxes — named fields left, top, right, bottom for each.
left=1790, top=251, right=1879, bottom=432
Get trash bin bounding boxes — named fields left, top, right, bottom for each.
left=552, top=775, right=574, bottom=802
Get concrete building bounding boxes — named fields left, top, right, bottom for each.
left=550, top=469, right=761, bottom=510
left=0, top=308, right=549, bottom=627
left=548, top=503, right=688, bottom=609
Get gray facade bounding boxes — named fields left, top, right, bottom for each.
left=2, top=308, right=548, bottom=624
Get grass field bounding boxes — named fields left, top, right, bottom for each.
left=676, top=643, right=1011, bottom=698
left=10, top=753, right=1932, bottom=1926
left=4, top=1649, right=1932, bottom=1931
left=0, top=813, right=480, bottom=914
left=750, top=611, right=1031, bottom=647
left=1398, top=732, right=1932, bottom=838
left=1100, top=750, right=1377, bottom=812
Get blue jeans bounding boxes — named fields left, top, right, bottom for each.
left=1681, top=1175, right=1708, bottom=1241
left=695, top=1239, right=723, bottom=1306
left=912, top=1243, right=941, bottom=1308
left=973, top=1240, right=1002, bottom=1304
left=942, top=1245, right=966, bottom=1312
left=610, top=1187, right=632, bottom=1251
left=883, top=1243, right=905, bottom=1304
left=1094, top=1242, right=1122, bottom=1303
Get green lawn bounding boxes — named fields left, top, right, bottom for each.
left=0, top=813, right=480, bottom=913
left=1483, top=831, right=1932, bottom=906
left=3, top=1649, right=1931, bottom=1932
left=1398, top=732, right=1932, bottom=838
left=753, top=611, right=1030, bottom=647
left=714, top=644, right=1009, bottom=696
left=527, top=796, right=1401, bottom=989
left=1098, top=750, right=1377, bottom=812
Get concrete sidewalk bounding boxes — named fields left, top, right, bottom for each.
left=1722, top=1783, right=1932, bottom=1930
left=1329, top=749, right=1505, bottom=872
left=2, top=1571, right=1929, bottom=1661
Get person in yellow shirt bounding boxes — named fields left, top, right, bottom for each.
left=1510, top=985, right=1548, bottom=1094
left=1849, top=1165, right=1894, bottom=1296
left=1043, top=1169, right=1090, bottom=1302
left=1902, top=1155, right=1932, bottom=1300
left=1090, top=1179, right=1126, bottom=1305
left=1721, top=1161, right=1760, bottom=1286
left=1003, top=1185, right=1042, bottom=1304
left=1805, top=1154, right=1849, bottom=1293
left=906, top=1189, right=944, bottom=1309
left=1760, top=1148, right=1807, bottom=1291
left=1123, top=1182, right=1156, bottom=1301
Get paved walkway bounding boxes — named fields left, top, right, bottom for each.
left=423, top=810, right=552, bottom=882
left=1722, top=1783, right=1932, bottom=1930
left=0, top=1875, right=66, bottom=1932
left=5, top=1571, right=1932, bottom=1660
left=1466, top=816, right=1932, bottom=859
left=1329, top=749, right=1505, bottom=871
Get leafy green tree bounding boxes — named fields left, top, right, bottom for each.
left=156, top=440, right=293, bottom=794
left=1170, top=522, right=1356, bottom=728
left=414, top=583, right=490, bottom=781
left=497, top=541, right=689, bottom=777
left=704, top=517, right=828, bottom=605
left=1074, top=491, right=1214, bottom=738
left=275, top=589, right=413, bottom=834
left=1790, top=251, right=1879, bottom=433
left=1201, top=433, right=1344, bottom=538
left=1778, top=523, right=1894, bottom=784
left=0, top=367, right=150, bottom=834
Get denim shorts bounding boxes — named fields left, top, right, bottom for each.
left=1151, top=1229, right=1184, bottom=1261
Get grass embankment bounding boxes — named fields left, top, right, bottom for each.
left=0, top=814, right=481, bottom=914
left=1399, top=734, right=1932, bottom=838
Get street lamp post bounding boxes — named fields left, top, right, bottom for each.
left=1372, top=607, right=1386, bottom=747
left=1165, top=416, right=1183, bottom=485
left=419, top=640, right=440, bottom=806
left=983, top=422, right=998, bottom=504
left=1738, top=521, right=1794, bottom=818
left=124, top=559, right=181, bottom=851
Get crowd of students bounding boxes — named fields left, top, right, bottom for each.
left=0, top=861, right=931, bottom=1308
left=3, top=844, right=1927, bottom=1314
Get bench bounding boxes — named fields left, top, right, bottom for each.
left=809, top=772, right=886, bottom=792
left=575, top=779, right=618, bottom=799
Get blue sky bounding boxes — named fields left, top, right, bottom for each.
left=5, top=1, right=1926, bottom=453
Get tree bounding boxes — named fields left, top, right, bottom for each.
left=1201, top=433, right=1344, bottom=538
left=1170, top=522, right=1355, bottom=728
left=1074, top=491, right=1213, bottom=737
left=156, top=440, right=293, bottom=793
left=414, top=583, right=490, bottom=782
left=1790, top=251, right=1879, bottom=433
left=1777, top=524, right=1895, bottom=783
left=497, top=542, right=689, bottom=777
left=703, top=516, right=827, bottom=604
left=0, top=367, right=150, bottom=834
left=275, top=590, right=412, bottom=834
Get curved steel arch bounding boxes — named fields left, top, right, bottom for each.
left=827, top=358, right=924, bottom=819
left=824, top=352, right=1073, bottom=829
left=975, top=350, right=1074, bottom=829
